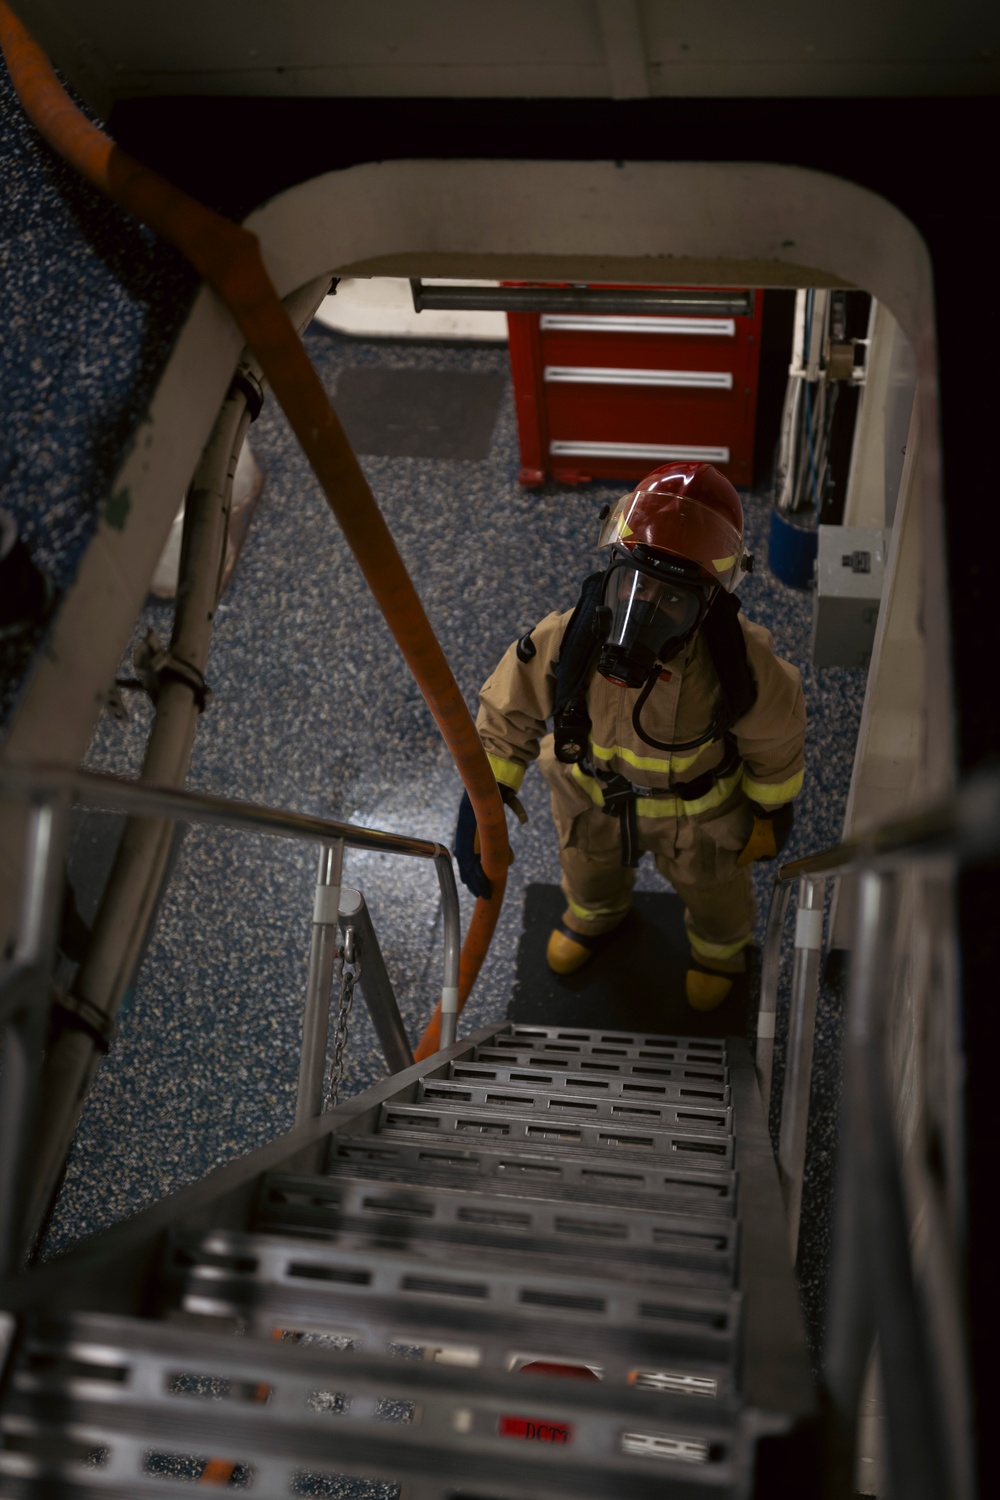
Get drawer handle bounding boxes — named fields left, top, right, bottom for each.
left=550, top=441, right=731, bottom=464
left=540, top=314, right=736, bottom=336
left=544, top=366, right=733, bottom=390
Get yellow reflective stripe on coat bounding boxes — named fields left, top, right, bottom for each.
left=589, top=738, right=717, bottom=776
left=689, top=930, right=751, bottom=961
left=487, top=754, right=525, bottom=792
left=742, top=768, right=804, bottom=806
left=635, top=766, right=741, bottom=819
left=572, top=762, right=741, bottom=819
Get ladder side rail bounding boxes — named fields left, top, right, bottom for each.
left=775, top=875, right=825, bottom=1263
left=756, top=768, right=1000, bottom=1498
left=295, top=840, right=346, bottom=1125
left=825, top=871, right=948, bottom=1500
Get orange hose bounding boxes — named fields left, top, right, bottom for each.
left=0, top=5, right=506, bottom=1048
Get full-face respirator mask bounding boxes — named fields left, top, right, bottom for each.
left=595, top=545, right=714, bottom=689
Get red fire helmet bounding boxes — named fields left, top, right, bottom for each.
left=597, top=463, right=751, bottom=592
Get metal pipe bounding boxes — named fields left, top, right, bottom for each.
left=410, top=280, right=753, bottom=318
left=777, top=876, right=825, bottom=1261
left=73, top=389, right=254, bottom=1021
left=0, top=765, right=451, bottom=864
left=0, top=796, right=69, bottom=1275
left=295, top=840, right=344, bottom=1125
left=756, top=877, right=793, bottom=1116
left=337, top=887, right=414, bottom=1075
left=435, top=853, right=461, bottom=1049
left=25, top=387, right=255, bottom=1235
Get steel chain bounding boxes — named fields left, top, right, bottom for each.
left=324, top=926, right=359, bottom=1111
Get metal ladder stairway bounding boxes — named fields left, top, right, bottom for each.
left=0, top=1024, right=816, bottom=1498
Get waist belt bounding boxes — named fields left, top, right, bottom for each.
left=586, top=740, right=742, bottom=868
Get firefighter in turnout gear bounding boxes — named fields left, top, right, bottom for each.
left=455, top=463, right=806, bottom=1012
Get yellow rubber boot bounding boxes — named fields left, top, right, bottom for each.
left=685, top=968, right=734, bottom=1012
left=546, top=926, right=595, bottom=975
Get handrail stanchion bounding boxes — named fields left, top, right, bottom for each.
left=337, top=888, right=414, bottom=1075
left=777, top=875, right=825, bottom=1261
left=435, top=853, right=462, bottom=1049
left=295, top=840, right=345, bottom=1125
left=756, top=876, right=793, bottom=1117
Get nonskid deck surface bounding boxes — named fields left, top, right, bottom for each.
left=0, top=1024, right=814, bottom=1498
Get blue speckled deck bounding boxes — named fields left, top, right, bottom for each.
left=0, top=57, right=197, bottom=728
left=42, top=323, right=866, bottom=1361
left=1, top=53, right=865, bottom=1360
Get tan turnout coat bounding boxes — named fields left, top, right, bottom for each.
left=477, top=607, right=805, bottom=812
left=475, top=606, right=807, bottom=961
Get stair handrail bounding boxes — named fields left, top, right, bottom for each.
left=0, top=762, right=451, bottom=859
left=0, top=760, right=461, bottom=1274
left=756, top=760, right=1000, bottom=1115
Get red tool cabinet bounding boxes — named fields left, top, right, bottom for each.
left=507, top=287, right=763, bottom=489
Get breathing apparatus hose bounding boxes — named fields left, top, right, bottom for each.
left=630, top=662, right=721, bottom=755
left=0, top=4, right=507, bottom=1057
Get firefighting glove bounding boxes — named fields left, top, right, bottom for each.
left=454, top=786, right=526, bottom=899
left=736, top=802, right=794, bottom=866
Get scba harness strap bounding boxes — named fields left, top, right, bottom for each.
left=579, top=737, right=743, bottom=868
left=552, top=573, right=757, bottom=868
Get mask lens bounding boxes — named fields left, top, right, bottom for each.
left=603, top=562, right=701, bottom=659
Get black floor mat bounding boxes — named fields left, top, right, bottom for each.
left=508, top=883, right=750, bottom=1039
left=332, top=368, right=505, bottom=459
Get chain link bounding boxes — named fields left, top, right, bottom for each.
left=324, top=926, right=360, bottom=1111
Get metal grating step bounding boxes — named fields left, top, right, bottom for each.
left=377, top=1102, right=736, bottom=1166
left=166, top=1229, right=743, bottom=1368
left=0, top=1312, right=750, bottom=1498
left=480, top=1028, right=728, bottom=1065
left=323, top=1135, right=739, bottom=1217
left=417, top=1076, right=734, bottom=1133
left=253, top=1174, right=740, bottom=1288
left=0, top=1026, right=814, bottom=1499
left=471, top=1045, right=729, bottom=1083
left=447, top=1059, right=732, bottom=1105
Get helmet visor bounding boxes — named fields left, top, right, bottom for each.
left=598, top=491, right=748, bottom=591
left=601, top=560, right=704, bottom=666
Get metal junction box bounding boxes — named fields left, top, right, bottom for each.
left=811, top=525, right=886, bottom=668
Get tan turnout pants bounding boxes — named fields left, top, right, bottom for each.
left=538, top=735, right=755, bottom=974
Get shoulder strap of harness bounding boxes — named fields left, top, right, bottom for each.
left=552, top=571, right=606, bottom=764
left=699, top=588, right=758, bottom=726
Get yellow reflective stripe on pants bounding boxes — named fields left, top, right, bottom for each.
left=572, top=762, right=741, bottom=819
left=742, top=767, right=803, bottom=805
left=487, top=753, right=525, bottom=792
left=567, top=895, right=632, bottom=923
left=688, top=929, right=751, bottom=961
